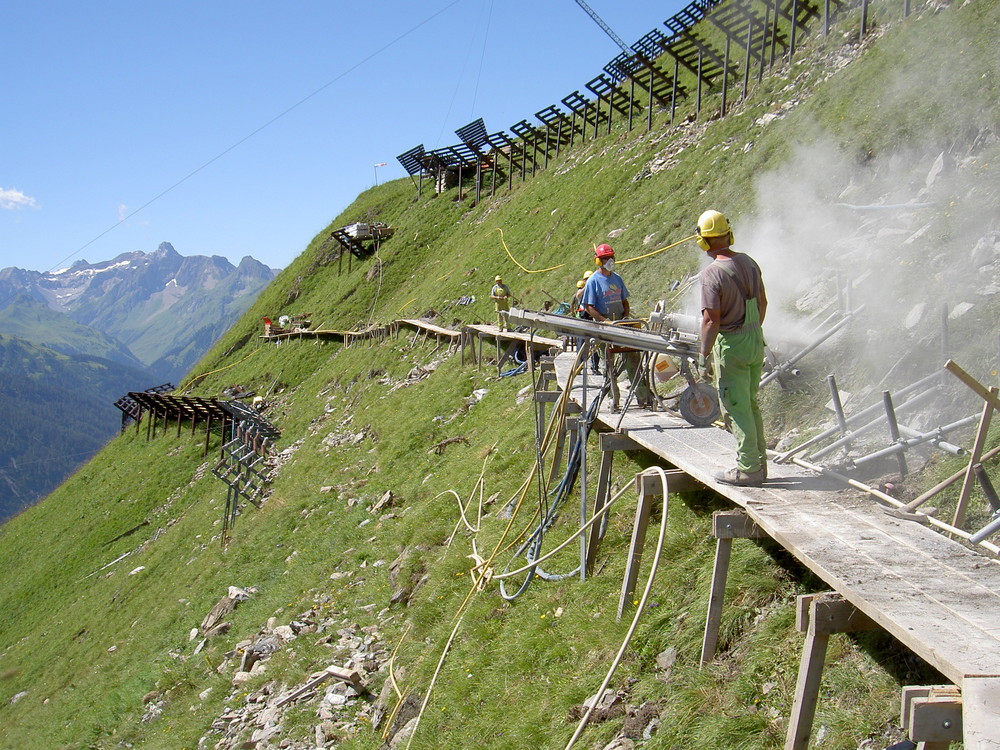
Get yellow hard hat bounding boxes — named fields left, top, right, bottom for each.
left=697, top=210, right=731, bottom=237
left=576, top=280, right=585, bottom=289
left=494, top=275, right=502, bottom=282
left=696, top=209, right=733, bottom=251
left=583, top=270, right=593, bottom=279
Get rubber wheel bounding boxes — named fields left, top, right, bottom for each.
left=678, top=383, right=721, bottom=427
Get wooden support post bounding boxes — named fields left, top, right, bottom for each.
left=786, top=594, right=877, bottom=749
left=700, top=511, right=766, bottom=666
left=953, top=390, right=996, bottom=528
left=617, top=470, right=666, bottom=620
left=535, top=390, right=561, bottom=445
left=901, top=685, right=962, bottom=748
left=587, top=432, right=639, bottom=573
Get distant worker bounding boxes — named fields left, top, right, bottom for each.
left=697, top=209, right=768, bottom=486
left=581, top=244, right=653, bottom=408
left=490, top=275, right=512, bottom=332
left=571, top=279, right=585, bottom=314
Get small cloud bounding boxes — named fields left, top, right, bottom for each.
left=117, top=204, right=148, bottom=227
left=0, top=188, right=38, bottom=210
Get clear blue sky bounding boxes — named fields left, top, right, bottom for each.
left=1, top=1, right=684, bottom=272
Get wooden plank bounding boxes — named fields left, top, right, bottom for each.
left=550, top=351, right=1000, bottom=688
left=961, top=677, right=1000, bottom=749
left=398, top=319, right=462, bottom=338
left=464, top=323, right=563, bottom=349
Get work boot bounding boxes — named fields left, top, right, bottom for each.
left=714, top=468, right=764, bottom=487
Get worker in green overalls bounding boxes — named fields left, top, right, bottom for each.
left=490, top=275, right=511, bottom=331
left=697, top=210, right=768, bottom=486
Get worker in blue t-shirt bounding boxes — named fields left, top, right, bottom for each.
left=581, top=244, right=653, bottom=409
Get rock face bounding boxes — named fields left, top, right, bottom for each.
left=0, top=242, right=277, bottom=382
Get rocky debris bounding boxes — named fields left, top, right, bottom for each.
left=432, top=385, right=489, bottom=424
left=201, top=587, right=254, bottom=633
left=201, top=605, right=394, bottom=749
left=567, top=688, right=626, bottom=723
left=322, top=425, right=377, bottom=452
left=381, top=356, right=447, bottom=395
left=268, top=439, right=303, bottom=473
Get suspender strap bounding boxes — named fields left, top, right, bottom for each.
left=712, top=259, right=755, bottom=301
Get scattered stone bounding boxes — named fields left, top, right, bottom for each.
left=568, top=689, right=625, bottom=723
left=200, top=587, right=254, bottom=633
left=948, top=302, right=974, bottom=319
left=655, top=647, right=677, bottom=678
left=903, top=302, right=926, bottom=329
left=273, top=625, right=296, bottom=642
left=370, top=490, right=395, bottom=514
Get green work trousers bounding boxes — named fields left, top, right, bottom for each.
left=495, top=301, right=510, bottom=331
left=713, top=300, right=765, bottom=473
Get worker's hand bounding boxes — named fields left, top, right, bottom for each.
left=697, top=353, right=714, bottom=379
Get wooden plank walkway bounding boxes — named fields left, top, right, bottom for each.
left=464, top=323, right=563, bottom=350
left=397, top=319, right=463, bottom=339
left=552, top=352, right=1000, bottom=743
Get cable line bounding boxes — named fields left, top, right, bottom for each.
left=495, top=227, right=566, bottom=273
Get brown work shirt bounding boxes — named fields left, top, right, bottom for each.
left=700, top=253, right=764, bottom=332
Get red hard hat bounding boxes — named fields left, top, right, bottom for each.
left=594, top=243, right=615, bottom=258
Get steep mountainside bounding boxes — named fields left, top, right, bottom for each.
left=0, top=335, right=154, bottom=523
left=0, top=1, right=998, bottom=748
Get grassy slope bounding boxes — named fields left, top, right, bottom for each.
left=2, top=1, right=999, bottom=748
